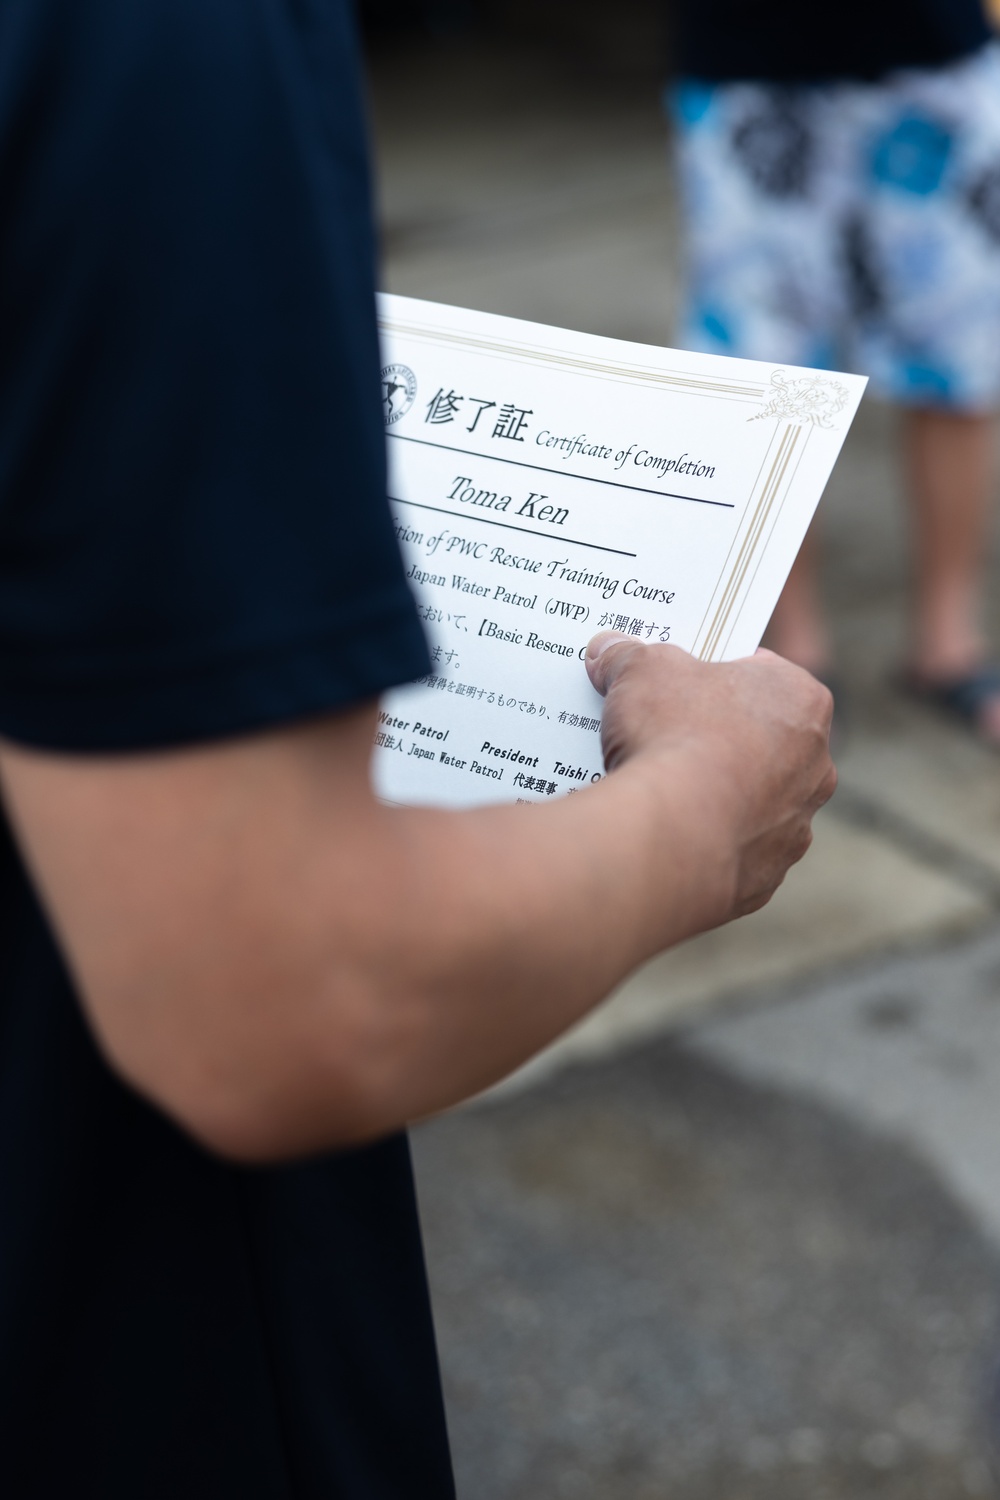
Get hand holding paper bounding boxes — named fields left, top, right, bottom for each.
left=586, top=634, right=836, bottom=922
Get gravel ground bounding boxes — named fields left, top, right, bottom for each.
left=413, top=1039, right=1000, bottom=1500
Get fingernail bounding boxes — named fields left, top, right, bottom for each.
left=586, top=630, right=630, bottom=662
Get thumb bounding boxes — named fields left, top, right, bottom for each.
left=584, top=631, right=640, bottom=695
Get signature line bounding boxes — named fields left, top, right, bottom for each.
left=388, top=497, right=637, bottom=557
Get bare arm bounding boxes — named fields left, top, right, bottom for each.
left=0, top=638, right=834, bottom=1161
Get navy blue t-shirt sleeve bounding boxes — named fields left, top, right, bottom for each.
left=0, top=0, right=429, bottom=752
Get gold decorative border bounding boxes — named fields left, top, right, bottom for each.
left=694, top=423, right=809, bottom=661
left=377, top=314, right=767, bottom=404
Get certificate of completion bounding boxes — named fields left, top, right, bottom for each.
left=374, top=294, right=865, bottom=808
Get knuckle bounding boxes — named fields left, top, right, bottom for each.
left=815, top=677, right=835, bottom=714
left=811, top=696, right=835, bottom=743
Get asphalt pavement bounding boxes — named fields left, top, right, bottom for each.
left=415, top=1024, right=1000, bottom=1500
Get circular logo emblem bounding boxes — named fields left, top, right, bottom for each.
left=381, top=363, right=417, bottom=425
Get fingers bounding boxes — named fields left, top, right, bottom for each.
left=814, top=760, right=838, bottom=812
left=584, top=631, right=637, bottom=695
left=585, top=631, right=692, bottom=696
left=586, top=628, right=836, bottom=824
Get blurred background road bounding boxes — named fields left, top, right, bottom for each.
left=365, top=8, right=1000, bottom=1496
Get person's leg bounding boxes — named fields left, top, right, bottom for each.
left=856, top=44, right=1000, bottom=739
left=762, top=524, right=832, bottom=676
left=765, top=408, right=1000, bottom=695
left=903, top=406, right=1000, bottom=739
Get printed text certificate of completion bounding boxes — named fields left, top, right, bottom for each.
left=374, top=294, right=865, bottom=808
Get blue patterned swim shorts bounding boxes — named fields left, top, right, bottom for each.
left=670, top=44, right=1000, bottom=409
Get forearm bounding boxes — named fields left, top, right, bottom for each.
left=146, top=752, right=737, bottom=1159
left=0, top=718, right=736, bottom=1160
left=332, top=754, right=737, bottom=1140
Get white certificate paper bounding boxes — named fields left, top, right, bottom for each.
left=374, top=294, right=865, bottom=808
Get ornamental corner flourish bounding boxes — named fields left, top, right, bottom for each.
left=750, top=370, right=850, bottom=429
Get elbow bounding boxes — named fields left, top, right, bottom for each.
left=91, top=992, right=403, bottom=1165
left=137, top=1053, right=396, bottom=1165
left=151, top=1085, right=351, bottom=1167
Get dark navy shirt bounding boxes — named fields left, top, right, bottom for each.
left=0, top=1, right=451, bottom=1495
left=674, top=0, right=992, bottom=83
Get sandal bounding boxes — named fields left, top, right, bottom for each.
left=899, top=663, right=1000, bottom=741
